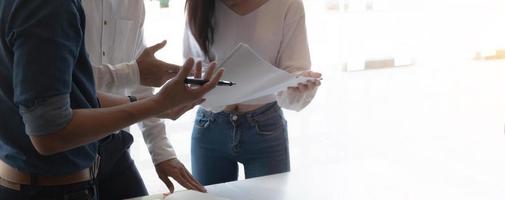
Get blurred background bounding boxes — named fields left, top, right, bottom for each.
left=130, top=0, right=505, bottom=197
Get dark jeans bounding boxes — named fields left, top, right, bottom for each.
left=97, top=131, right=148, bottom=200
left=0, top=180, right=96, bottom=200
left=191, top=102, right=290, bottom=185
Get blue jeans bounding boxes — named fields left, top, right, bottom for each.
left=191, top=102, right=290, bottom=185
left=97, top=131, right=148, bottom=200
left=0, top=180, right=96, bottom=200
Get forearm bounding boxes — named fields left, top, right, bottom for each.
left=30, top=96, right=166, bottom=155
left=29, top=57, right=219, bottom=156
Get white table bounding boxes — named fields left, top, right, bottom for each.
left=130, top=160, right=505, bottom=200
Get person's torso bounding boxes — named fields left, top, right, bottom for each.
left=0, top=0, right=98, bottom=176
left=212, top=0, right=299, bottom=112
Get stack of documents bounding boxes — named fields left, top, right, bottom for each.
left=202, top=43, right=315, bottom=110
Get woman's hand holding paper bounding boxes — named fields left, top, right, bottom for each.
left=288, top=70, right=322, bottom=93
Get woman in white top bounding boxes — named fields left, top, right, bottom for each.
left=184, top=0, right=321, bottom=185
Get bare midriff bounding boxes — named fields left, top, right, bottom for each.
left=223, top=103, right=265, bottom=113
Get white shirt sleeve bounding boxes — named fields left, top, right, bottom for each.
left=275, top=1, right=318, bottom=111
left=130, top=85, right=177, bottom=165
left=92, top=62, right=140, bottom=95
left=140, top=118, right=177, bottom=164
left=141, top=121, right=177, bottom=164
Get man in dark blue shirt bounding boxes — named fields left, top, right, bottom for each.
left=0, top=0, right=223, bottom=199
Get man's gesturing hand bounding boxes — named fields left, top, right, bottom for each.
left=156, top=158, right=206, bottom=193
left=154, top=57, right=223, bottom=113
left=137, top=40, right=181, bottom=87
left=157, top=61, right=218, bottom=120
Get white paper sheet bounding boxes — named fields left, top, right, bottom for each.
left=126, top=190, right=229, bottom=200
left=201, top=43, right=313, bottom=110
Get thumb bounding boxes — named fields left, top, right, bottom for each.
left=147, top=40, right=167, bottom=54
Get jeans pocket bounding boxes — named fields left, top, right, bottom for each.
left=194, top=110, right=211, bottom=129
left=196, top=118, right=210, bottom=129
left=254, top=106, right=285, bottom=135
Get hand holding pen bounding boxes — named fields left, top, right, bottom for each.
left=187, top=60, right=235, bottom=86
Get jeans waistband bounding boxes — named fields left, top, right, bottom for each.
left=199, top=102, right=281, bottom=121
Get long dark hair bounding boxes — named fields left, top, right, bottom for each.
left=185, top=0, right=216, bottom=60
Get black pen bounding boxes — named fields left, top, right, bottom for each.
left=184, top=78, right=236, bottom=86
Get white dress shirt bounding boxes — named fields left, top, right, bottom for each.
left=82, top=0, right=177, bottom=164
left=183, top=0, right=318, bottom=112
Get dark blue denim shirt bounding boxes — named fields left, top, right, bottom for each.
left=0, top=0, right=98, bottom=176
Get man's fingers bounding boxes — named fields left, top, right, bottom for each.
left=177, top=58, right=195, bottom=81
left=198, top=69, right=224, bottom=94
left=182, top=173, right=206, bottom=192
left=203, top=63, right=217, bottom=80
left=176, top=170, right=206, bottom=192
left=148, top=40, right=167, bottom=54
left=182, top=169, right=207, bottom=192
left=194, top=61, right=203, bottom=79
left=173, top=173, right=194, bottom=191
left=159, top=175, right=175, bottom=194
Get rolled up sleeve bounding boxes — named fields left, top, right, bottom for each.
left=19, top=95, right=73, bottom=136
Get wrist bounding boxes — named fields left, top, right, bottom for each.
left=155, top=157, right=178, bottom=167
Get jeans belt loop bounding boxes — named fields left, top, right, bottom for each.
left=93, top=155, right=101, bottom=178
